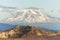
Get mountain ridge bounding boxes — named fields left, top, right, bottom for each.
left=0, top=26, right=60, bottom=38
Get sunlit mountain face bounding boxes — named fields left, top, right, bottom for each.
left=0, top=6, right=60, bottom=31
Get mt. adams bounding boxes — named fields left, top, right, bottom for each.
left=6, top=7, right=60, bottom=23
left=0, top=6, right=59, bottom=23
left=0, top=7, right=60, bottom=31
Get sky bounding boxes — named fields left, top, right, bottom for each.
left=0, top=0, right=60, bottom=18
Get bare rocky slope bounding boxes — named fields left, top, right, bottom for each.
left=0, top=26, right=60, bottom=40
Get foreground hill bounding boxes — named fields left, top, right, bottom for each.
left=0, top=26, right=60, bottom=40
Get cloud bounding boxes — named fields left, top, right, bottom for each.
left=0, top=8, right=4, bottom=12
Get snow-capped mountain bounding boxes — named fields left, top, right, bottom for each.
left=5, top=7, right=60, bottom=23
left=0, top=6, right=60, bottom=31
left=0, top=6, right=60, bottom=23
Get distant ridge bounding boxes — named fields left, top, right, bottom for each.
left=0, top=23, right=14, bottom=31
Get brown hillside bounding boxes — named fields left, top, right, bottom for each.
left=0, top=26, right=60, bottom=40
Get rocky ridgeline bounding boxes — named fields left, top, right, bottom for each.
left=0, top=26, right=60, bottom=38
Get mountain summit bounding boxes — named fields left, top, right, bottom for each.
left=5, top=7, right=60, bottom=23
left=0, top=6, right=60, bottom=23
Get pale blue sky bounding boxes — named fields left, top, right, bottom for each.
left=0, top=0, right=60, bottom=18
